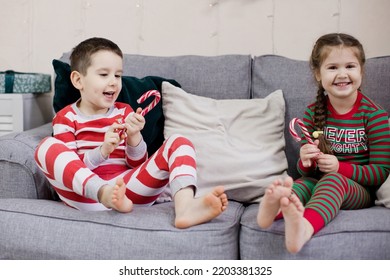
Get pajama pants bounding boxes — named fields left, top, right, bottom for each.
left=34, top=134, right=197, bottom=211
left=291, top=173, right=372, bottom=233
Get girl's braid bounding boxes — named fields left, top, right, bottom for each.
left=313, top=85, right=333, bottom=154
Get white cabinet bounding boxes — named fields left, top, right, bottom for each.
left=0, top=92, right=53, bottom=136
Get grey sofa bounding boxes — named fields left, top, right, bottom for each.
left=1, top=53, right=390, bottom=259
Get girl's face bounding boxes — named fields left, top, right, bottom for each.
left=316, top=46, right=362, bottom=104
left=74, top=50, right=123, bottom=115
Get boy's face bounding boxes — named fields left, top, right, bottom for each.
left=73, top=50, right=123, bottom=115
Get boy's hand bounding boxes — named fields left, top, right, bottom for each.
left=124, top=107, right=145, bottom=146
left=101, top=122, right=125, bottom=158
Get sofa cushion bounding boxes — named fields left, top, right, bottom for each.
left=162, top=81, right=288, bottom=203
left=52, top=59, right=180, bottom=155
left=252, top=55, right=317, bottom=180
left=0, top=198, right=244, bottom=259
left=362, top=56, right=390, bottom=114
left=0, top=123, right=57, bottom=200
left=239, top=203, right=390, bottom=259
left=60, top=52, right=252, bottom=100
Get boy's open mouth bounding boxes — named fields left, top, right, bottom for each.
left=103, top=91, right=115, bottom=96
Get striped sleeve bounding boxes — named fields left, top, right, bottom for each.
left=118, top=103, right=148, bottom=167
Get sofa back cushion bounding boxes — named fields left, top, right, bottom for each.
left=252, top=55, right=316, bottom=179
left=58, top=53, right=252, bottom=155
left=252, top=55, right=390, bottom=179
left=60, top=53, right=252, bottom=100
left=362, top=56, right=390, bottom=113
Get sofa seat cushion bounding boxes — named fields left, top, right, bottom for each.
left=239, top=203, right=390, bottom=259
left=0, top=199, right=244, bottom=259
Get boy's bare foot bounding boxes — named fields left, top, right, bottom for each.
left=99, top=178, right=133, bottom=213
left=174, top=186, right=228, bottom=229
left=280, top=194, right=313, bottom=253
left=257, top=177, right=293, bottom=228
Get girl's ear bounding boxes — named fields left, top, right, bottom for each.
left=70, top=70, right=83, bottom=90
left=314, top=70, right=321, bottom=82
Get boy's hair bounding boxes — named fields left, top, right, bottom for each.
left=309, top=33, right=365, bottom=154
left=70, top=37, right=123, bottom=75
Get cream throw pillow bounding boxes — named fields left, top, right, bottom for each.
left=376, top=175, right=390, bottom=208
left=162, top=81, right=288, bottom=203
left=375, top=120, right=390, bottom=208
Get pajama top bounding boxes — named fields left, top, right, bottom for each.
left=52, top=101, right=148, bottom=180
left=297, top=91, right=390, bottom=188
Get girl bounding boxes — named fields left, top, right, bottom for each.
left=257, top=33, right=390, bottom=253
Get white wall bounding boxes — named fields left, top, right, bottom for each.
left=1, top=0, right=389, bottom=75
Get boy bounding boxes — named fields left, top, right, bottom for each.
left=35, top=37, right=228, bottom=228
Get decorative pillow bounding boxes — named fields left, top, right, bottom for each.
left=52, top=59, right=181, bottom=155
left=376, top=175, right=390, bottom=208
left=375, top=120, right=390, bottom=208
left=162, top=81, right=288, bottom=203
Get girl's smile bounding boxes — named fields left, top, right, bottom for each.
left=316, top=46, right=362, bottom=113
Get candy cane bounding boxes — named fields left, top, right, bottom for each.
left=137, top=90, right=161, bottom=116
left=115, top=90, right=161, bottom=137
left=289, top=118, right=314, bottom=144
left=115, top=116, right=126, bottom=137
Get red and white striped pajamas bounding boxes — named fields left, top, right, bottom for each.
left=34, top=102, right=197, bottom=211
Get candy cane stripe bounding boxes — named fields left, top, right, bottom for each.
left=289, top=118, right=314, bottom=144
left=137, top=90, right=161, bottom=116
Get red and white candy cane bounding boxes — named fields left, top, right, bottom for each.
left=289, top=118, right=314, bottom=144
left=137, top=90, right=161, bottom=116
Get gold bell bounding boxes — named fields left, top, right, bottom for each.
left=312, top=131, right=323, bottom=138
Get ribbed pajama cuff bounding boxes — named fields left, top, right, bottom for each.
left=169, top=175, right=197, bottom=197
left=303, top=208, right=325, bottom=234
left=84, top=176, right=108, bottom=202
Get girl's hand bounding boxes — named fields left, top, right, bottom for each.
left=300, top=140, right=321, bottom=167
left=101, top=122, right=125, bottom=158
left=316, top=154, right=339, bottom=173
left=124, top=107, right=145, bottom=146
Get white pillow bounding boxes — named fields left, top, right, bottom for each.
left=375, top=119, right=390, bottom=208
left=162, top=81, right=288, bottom=203
left=376, top=175, right=390, bottom=208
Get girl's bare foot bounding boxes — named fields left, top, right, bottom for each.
left=257, top=177, right=293, bottom=228
left=98, top=178, right=133, bottom=213
left=174, top=186, right=228, bottom=229
left=280, top=194, right=313, bottom=253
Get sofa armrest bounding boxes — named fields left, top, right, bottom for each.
left=0, top=123, right=57, bottom=200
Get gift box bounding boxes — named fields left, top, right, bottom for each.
left=0, top=70, right=51, bottom=93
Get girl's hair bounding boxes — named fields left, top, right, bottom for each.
left=309, top=33, right=365, bottom=154
left=70, top=37, right=123, bottom=75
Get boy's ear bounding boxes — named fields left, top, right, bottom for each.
left=70, top=70, right=83, bottom=90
